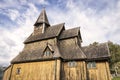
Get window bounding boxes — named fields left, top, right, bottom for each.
left=68, top=61, right=77, bottom=67
left=44, top=51, right=51, bottom=56
left=16, top=68, right=21, bottom=75
left=87, top=62, right=96, bottom=68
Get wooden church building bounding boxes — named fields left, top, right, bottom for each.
left=3, top=9, right=111, bottom=80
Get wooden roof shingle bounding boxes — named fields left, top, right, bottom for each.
left=82, top=43, right=110, bottom=60
left=59, top=27, right=81, bottom=40
left=34, top=8, right=50, bottom=26
left=11, top=44, right=62, bottom=63
left=24, top=23, right=65, bottom=44
left=11, top=9, right=110, bottom=63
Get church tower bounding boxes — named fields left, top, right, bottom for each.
left=34, top=8, right=50, bottom=35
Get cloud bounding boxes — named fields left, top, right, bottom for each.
left=48, top=0, right=120, bottom=45
left=0, top=9, right=20, bottom=21
left=0, top=3, right=38, bottom=66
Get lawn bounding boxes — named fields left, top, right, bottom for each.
left=112, top=77, right=120, bottom=80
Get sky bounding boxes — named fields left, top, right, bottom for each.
left=0, top=0, right=120, bottom=66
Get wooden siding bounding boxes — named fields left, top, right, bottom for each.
left=3, top=66, right=12, bottom=80
left=61, top=61, right=86, bottom=80
left=34, top=24, right=43, bottom=35
left=8, top=60, right=60, bottom=80
left=87, top=61, right=111, bottom=80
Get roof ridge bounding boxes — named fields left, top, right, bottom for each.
left=77, top=46, right=87, bottom=59
left=65, top=27, right=80, bottom=31
left=82, top=42, right=108, bottom=48
left=50, top=23, right=65, bottom=27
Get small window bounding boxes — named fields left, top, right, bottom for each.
left=68, top=61, right=77, bottom=67
left=44, top=51, right=51, bottom=56
left=16, top=68, right=21, bottom=75
left=87, top=62, right=96, bottom=68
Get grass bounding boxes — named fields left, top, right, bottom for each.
left=112, top=77, right=120, bottom=80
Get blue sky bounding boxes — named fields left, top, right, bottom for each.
left=0, top=0, right=120, bottom=66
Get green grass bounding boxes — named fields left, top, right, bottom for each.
left=112, top=77, right=120, bottom=80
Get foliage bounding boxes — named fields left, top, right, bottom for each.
left=0, top=67, right=3, bottom=80
left=0, top=66, right=6, bottom=80
left=108, top=41, right=120, bottom=65
left=112, top=77, right=120, bottom=80
left=108, top=41, right=120, bottom=75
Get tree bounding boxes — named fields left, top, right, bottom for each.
left=108, top=41, right=120, bottom=76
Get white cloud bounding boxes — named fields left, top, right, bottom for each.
left=38, top=0, right=49, bottom=5
left=0, top=3, right=38, bottom=66
left=48, top=0, right=120, bottom=45
left=7, top=9, right=20, bottom=21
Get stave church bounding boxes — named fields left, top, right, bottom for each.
left=3, top=8, right=111, bottom=80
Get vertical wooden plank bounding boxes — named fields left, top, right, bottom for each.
left=8, top=60, right=56, bottom=80
left=61, top=61, right=86, bottom=80
left=3, top=66, right=11, bottom=80
left=56, top=59, right=61, bottom=80
left=105, top=62, right=111, bottom=80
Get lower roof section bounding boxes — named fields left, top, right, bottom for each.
left=11, top=42, right=110, bottom=64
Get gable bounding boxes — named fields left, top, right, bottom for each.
left=59, top=38, right=86, bottom=60
left=43, top=43, right=54, bottom=57
left=43, top=47, right=53, bottom=57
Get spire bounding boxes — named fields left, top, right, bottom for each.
left=34, top=8, right=50, bottom=26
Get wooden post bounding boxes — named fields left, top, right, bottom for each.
left=105, top=62, right=111, bottom=80
left=56, top=59, right=61, bottom=80
left=9, top=64, right=14, bottom=80
left=54, top=59, right=57, bottom=80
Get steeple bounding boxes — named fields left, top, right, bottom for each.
left=33, top=8, right=50, bottom=34
left=34, top=8, right=50, bottom=26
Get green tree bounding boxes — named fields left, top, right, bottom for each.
left=108, top=41, right=120, bottom=76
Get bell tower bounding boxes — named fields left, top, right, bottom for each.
left=33, top=8, right=50, bottom=35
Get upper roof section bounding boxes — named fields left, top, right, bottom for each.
left=24, top=23, right=65, bottom=43
left=59, top=27, right=82, bottom=41
left=34, top=8, right=50, bottom=26
left=24, top=9, right=83, bottom=44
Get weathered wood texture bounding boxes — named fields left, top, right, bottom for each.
left=61, top=61, right=86, bottom=80
left=24, top=38, right=56, bottom=51
left=3, top=66, right=12, bottom=80
left=56, top=59, right=61, bottom=80
left=4, top=60, right=60, bottom=80
left=34, top=25, right=43, bottom=35
left=87, top=61, right=111, bottom=80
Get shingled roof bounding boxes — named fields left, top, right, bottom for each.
left=12, top=25, right=87, bottom=63
left=11, top=43, right=62, bottom=63
left=82, top=43, right=110, bottom=60
left=59, top=27, right=82, bottom=40
left=11, top=9, right=111, bottom=63
left=59, top=40, right=86, bottom=60
left=24, top=23, right=65, bottom=43
left=34, top=8, right=50, bottom=26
